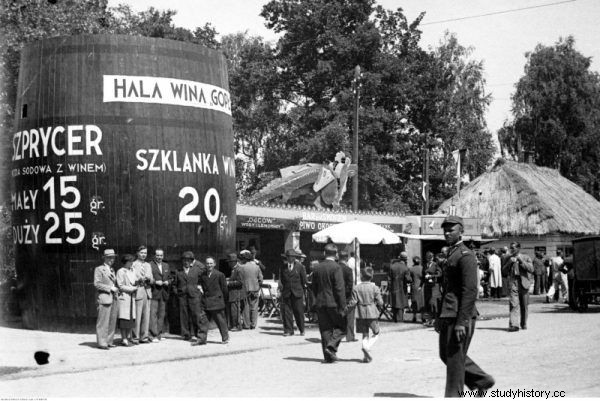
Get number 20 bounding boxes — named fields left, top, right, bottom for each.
left=178, top=187, right=220, bottom=223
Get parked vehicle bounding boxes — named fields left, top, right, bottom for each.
left=571, top=236, right=600, bottom=311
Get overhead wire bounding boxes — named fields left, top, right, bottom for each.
left=421, top=0, right=577, bottom=26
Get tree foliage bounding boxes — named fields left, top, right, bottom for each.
left=252, top=0, right=494, bottom=213
left=501, top=36, right=600, bottom=198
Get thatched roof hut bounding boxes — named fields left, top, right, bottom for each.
left=436, top=159, right=600, bottom=238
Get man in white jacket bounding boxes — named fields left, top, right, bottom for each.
left=488, top=248, right=502, bottom=299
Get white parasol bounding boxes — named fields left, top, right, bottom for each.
left=312, top=220, right=400, bottom=245
left=312, top=220, right=400, bottom=279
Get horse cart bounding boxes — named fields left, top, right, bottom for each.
left=571, top=236, right=600, bottom=312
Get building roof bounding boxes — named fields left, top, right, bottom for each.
left=436, top=159, right=600, bottom=237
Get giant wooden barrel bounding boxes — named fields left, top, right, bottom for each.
left=11, top=35, right=236, bottom=330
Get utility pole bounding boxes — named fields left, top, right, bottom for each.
left=423, top=146, right=430, bottom=215
left=352, top=65, right=361, bottom=212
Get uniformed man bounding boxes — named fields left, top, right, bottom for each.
left=437, top=215, right=495, bottom=397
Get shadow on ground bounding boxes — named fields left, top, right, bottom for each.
left=538, top=304, right=600, bottom=313
left=258, top=326, right=281, bottom=331
left=476, top=327, right=510, bottom=332
left=284, top=356, right=364, bottom=363
left=78, top=341, right=100, bottom=349
left=0, top=366, right=37, bottom=377
left=374, top=392, right=429, bottom=398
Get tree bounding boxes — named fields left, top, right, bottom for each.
left=504, top=36, right=600, bottom=198
left=259, top=0, right=425, bottom=212
left=106, top=5, right=219, bottom=48
left=221, top=32, right=283, bottom=197
left=424, top=33, right=495, bottom=211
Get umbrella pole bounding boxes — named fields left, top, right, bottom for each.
left=355, top=237, right=360, bottom=279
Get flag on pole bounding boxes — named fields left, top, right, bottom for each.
left=452, top=149, right=469, bottom=193
left=422, top=181, right=427, bottom=201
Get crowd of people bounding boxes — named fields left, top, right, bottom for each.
left=475, top=246, right=571, bottom=304
left=93, top=246, right=264, bottom=349
left=95, top=215, right=578, bottom=395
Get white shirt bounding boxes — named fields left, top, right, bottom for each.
left=347, top=257, right=360, bottom=284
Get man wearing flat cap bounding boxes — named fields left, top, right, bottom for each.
left=94, top=249, right=119, bottom=349
left=174, top=251, right=209, bottom=343
left=279, top=249, right=307, bottom=336
left=312, top=243, right=346, bottom=362
left=438, top=216, right=495, bottom=397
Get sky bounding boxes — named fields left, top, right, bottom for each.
left=108, top=0, right=600, bottom=134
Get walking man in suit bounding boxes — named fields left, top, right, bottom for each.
left=149, top=248, right=170, bottom=341
left=132, top=245, right=153, bottom=344
left=503, top=242, right=534, bottom=331
left=438, top=215, right=494, bottom=397
left=339, top=250, right=357, bottom=341
left=200, top=256, right=229, bottom=344
left=312, top=243, right=347, bottom=363
left=280, top=249, right=307, bottom=336
left=389, top=252, right=411, bottom=322
left=94, top=249, right=119, bottom=349
left=175, top=251, right=209, bottom=344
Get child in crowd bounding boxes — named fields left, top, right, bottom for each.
left=348, top=266, right=384, bottom=363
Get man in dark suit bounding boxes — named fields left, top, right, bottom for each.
left=226, top=253, right=244, bottom=331
left=174, top=251, right=209, bottom=344
left=502, top=242, right=534, bottom=331
left=312, top=243, right=346, bottom=363
left=389, top=252, right=411, bottom=322
left=149, top=248, right=170, bottom=341
left=200, top=256, right=229, bottom=344
left=339, top=250, right=356, bottom=341
left=438, top=216, right=494, bottom=397
left=279, top=248, right=307, bottom=336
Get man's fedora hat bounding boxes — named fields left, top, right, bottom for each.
left=103, top=249, right=116, bottom=258
left=181, top=251, right=195, bottom=260
left=281, top=249, right=300, bottom=258
left=441, top=215, right=464, bottom=227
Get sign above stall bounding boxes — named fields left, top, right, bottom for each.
left=421, top=216, right=480, bottom=236
left=238, top=216, right=286, bottom=230
left=238, top=214, right=402, bottom=233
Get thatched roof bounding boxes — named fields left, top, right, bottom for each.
left=436, top=159, right=600, bottom=237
